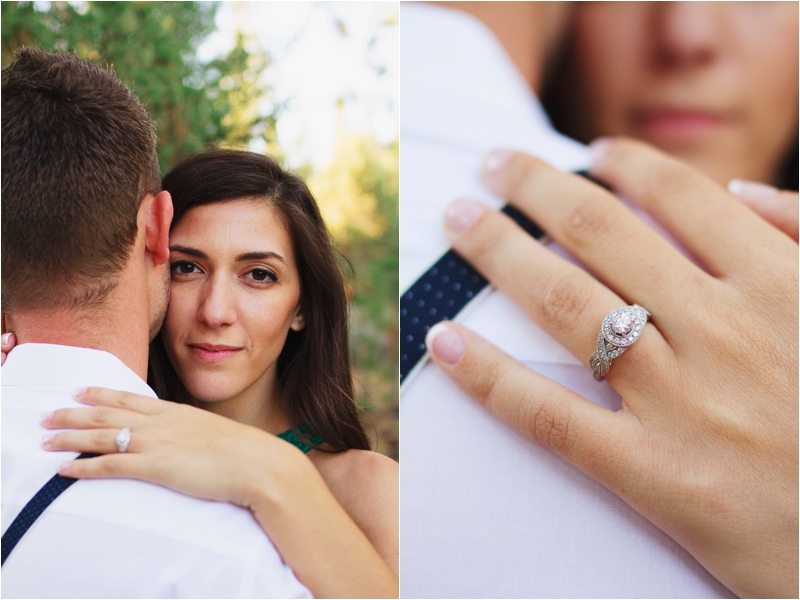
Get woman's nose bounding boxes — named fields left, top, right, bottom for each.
left=197, top=276, right=237, bottom=328
left=652, top=2, right=724, bottom=69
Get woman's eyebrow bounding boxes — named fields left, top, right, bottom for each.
left=169, top=246, right=286, bottom=264
left=170, top=245, right=207, bottom=258
left=236, top=251, right=286, bottom=264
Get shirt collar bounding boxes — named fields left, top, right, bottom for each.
left=400, top=3, right=591, bottom=172
left=2, top=343, right=157, bottom=398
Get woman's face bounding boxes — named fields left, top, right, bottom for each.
left=162, top=198, right=304, bottom=407
left=573, top=1, right=798, bottom=185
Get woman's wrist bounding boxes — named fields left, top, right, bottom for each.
left=242, top=435, right=319, bottom=513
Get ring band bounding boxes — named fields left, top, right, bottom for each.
left=590, top=304, right=650, bottom=382
left=116, top=428, right=131, bottom=453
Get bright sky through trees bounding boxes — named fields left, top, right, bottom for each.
left=198, top=2, right=398, bottom=168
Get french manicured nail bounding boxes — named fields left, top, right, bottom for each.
left=58, top=461, right=71, bottom=474
left=445, top=199, right=489, bottom=233
left=2, top=333, right=11, bottom=346
left=74, top=387, right=87, bottom=398
left=482, top=149, right=515, bottom=177
left=39, top=411, right=53, bottom=425
left=589, top=137, right=612, bottom=170
left=728, top=179, right=779, bottom=200
left=425, top=323, right=465, bottom=365
left=41, top=434, right=55, bottom=448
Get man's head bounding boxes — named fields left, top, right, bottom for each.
left=2, top=48, right=171, bottom=337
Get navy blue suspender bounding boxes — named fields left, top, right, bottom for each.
left=2, top=453, right=97, bottom=566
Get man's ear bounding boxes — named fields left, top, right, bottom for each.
left=141, top=190, right=174, bottom=266
left=290, top=305, right=306, bottom=331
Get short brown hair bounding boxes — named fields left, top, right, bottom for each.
left=1, top=47, right=161, bottom=311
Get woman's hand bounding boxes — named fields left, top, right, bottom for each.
left=2, top=332, right=15, bottom=365
left=728, top=178, right=799, bottom=241
left=427, top=138, right=797, bottom=599
left=41, top=388, right=303, bottom=507
left=41, top=389, right=398, bottom=598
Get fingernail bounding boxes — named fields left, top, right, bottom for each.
left=425, top=323, right=465, bottom=365
left=58, top=461, right=71, bottom=475
left=445, top=199, right=488, bottom=233
left=728, top=179, right=779, bottom=200
left=482, top=149, right=515, bottom=177
left=41, top=434, right=55, bottom=448
left=74, top=387, right=87, bottom=398
left=589, top=137, right=612, bottom=170
left=39, top=411, right=53, bottom=425
left=2, top=333, right=10, bottom=345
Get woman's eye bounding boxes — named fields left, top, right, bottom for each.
left=171, top=261, right=200, bottom=275
left=247, top=268, right=277, bottom=283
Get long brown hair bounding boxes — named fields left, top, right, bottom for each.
left=148, top=150, right=370, bottom=452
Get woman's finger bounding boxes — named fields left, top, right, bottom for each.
left=41, top=406, right=144, bottom=431
left=58, top=453, right=145, bottom=480
left=42, top=428, right=128, bottom=455
left=588, top=137, right=779, bottom=276
left=445, top=198, right=674, bottom=395
left=75, top=386, right=167, bottom=415
left=480, top=149, right=703, bottom=320
left=729, top=180, right=799, bottom=242
left=2, top=332, right=16, bottom=366
left=423, top=321, right=645, bottom=491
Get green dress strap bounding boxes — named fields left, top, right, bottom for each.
left=277, top=423, right=324, bottom=454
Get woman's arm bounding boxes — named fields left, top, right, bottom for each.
left=311, top=450, right=400, bottom=578
left=42, top=389, right=398, bottom=599
left=248, top=446, right=397, bottom=598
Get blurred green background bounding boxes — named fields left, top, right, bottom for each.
left=2, top=1, right=399, bottom=459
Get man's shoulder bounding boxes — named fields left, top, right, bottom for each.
left=1, top=486, right=310, bottom=597
left=2, top=431, right=270, bottom=554
left=2, top=384, right=278, bottom=568
left=2, top=419, right=311, bottom=598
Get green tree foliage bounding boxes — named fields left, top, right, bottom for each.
left=1, top=1, right=275, bottom=172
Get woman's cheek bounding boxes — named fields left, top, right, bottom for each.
left=163, top=285, right=197, bottom=347
left=244, top=300, right=283, bottom=349
left=244, top=292, right=299, bottom=356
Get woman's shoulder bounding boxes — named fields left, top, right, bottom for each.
left=311, top=449, right=398, bottom=496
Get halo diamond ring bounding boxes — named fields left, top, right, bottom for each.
left=116, top=428, right=131, bottom=453
left=590, top=304, right=650, bottom=382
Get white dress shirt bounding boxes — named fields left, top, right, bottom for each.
left=399, top=5, right=734, bottom=598
left=2, top=343, right=311, bottom=599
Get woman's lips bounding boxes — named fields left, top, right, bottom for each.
left=189, top=344, right=243, bottom=362
left=632, top=109, right=731, bottom=142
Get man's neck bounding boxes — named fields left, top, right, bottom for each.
left=8, top=295, right=151, bottom=381
left=431, top=1, right=571, bottom=94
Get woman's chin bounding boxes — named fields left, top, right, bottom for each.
left=183, top=379, right=244, bottom=405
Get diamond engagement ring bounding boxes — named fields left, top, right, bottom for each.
left=116, top=428, right=131, bottom=453
left=589, top=305, right=650, bottom=382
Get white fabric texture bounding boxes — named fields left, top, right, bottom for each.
left=2, top=343, right=311, bottom=599
left=399, top=4, right=734, bottom=598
